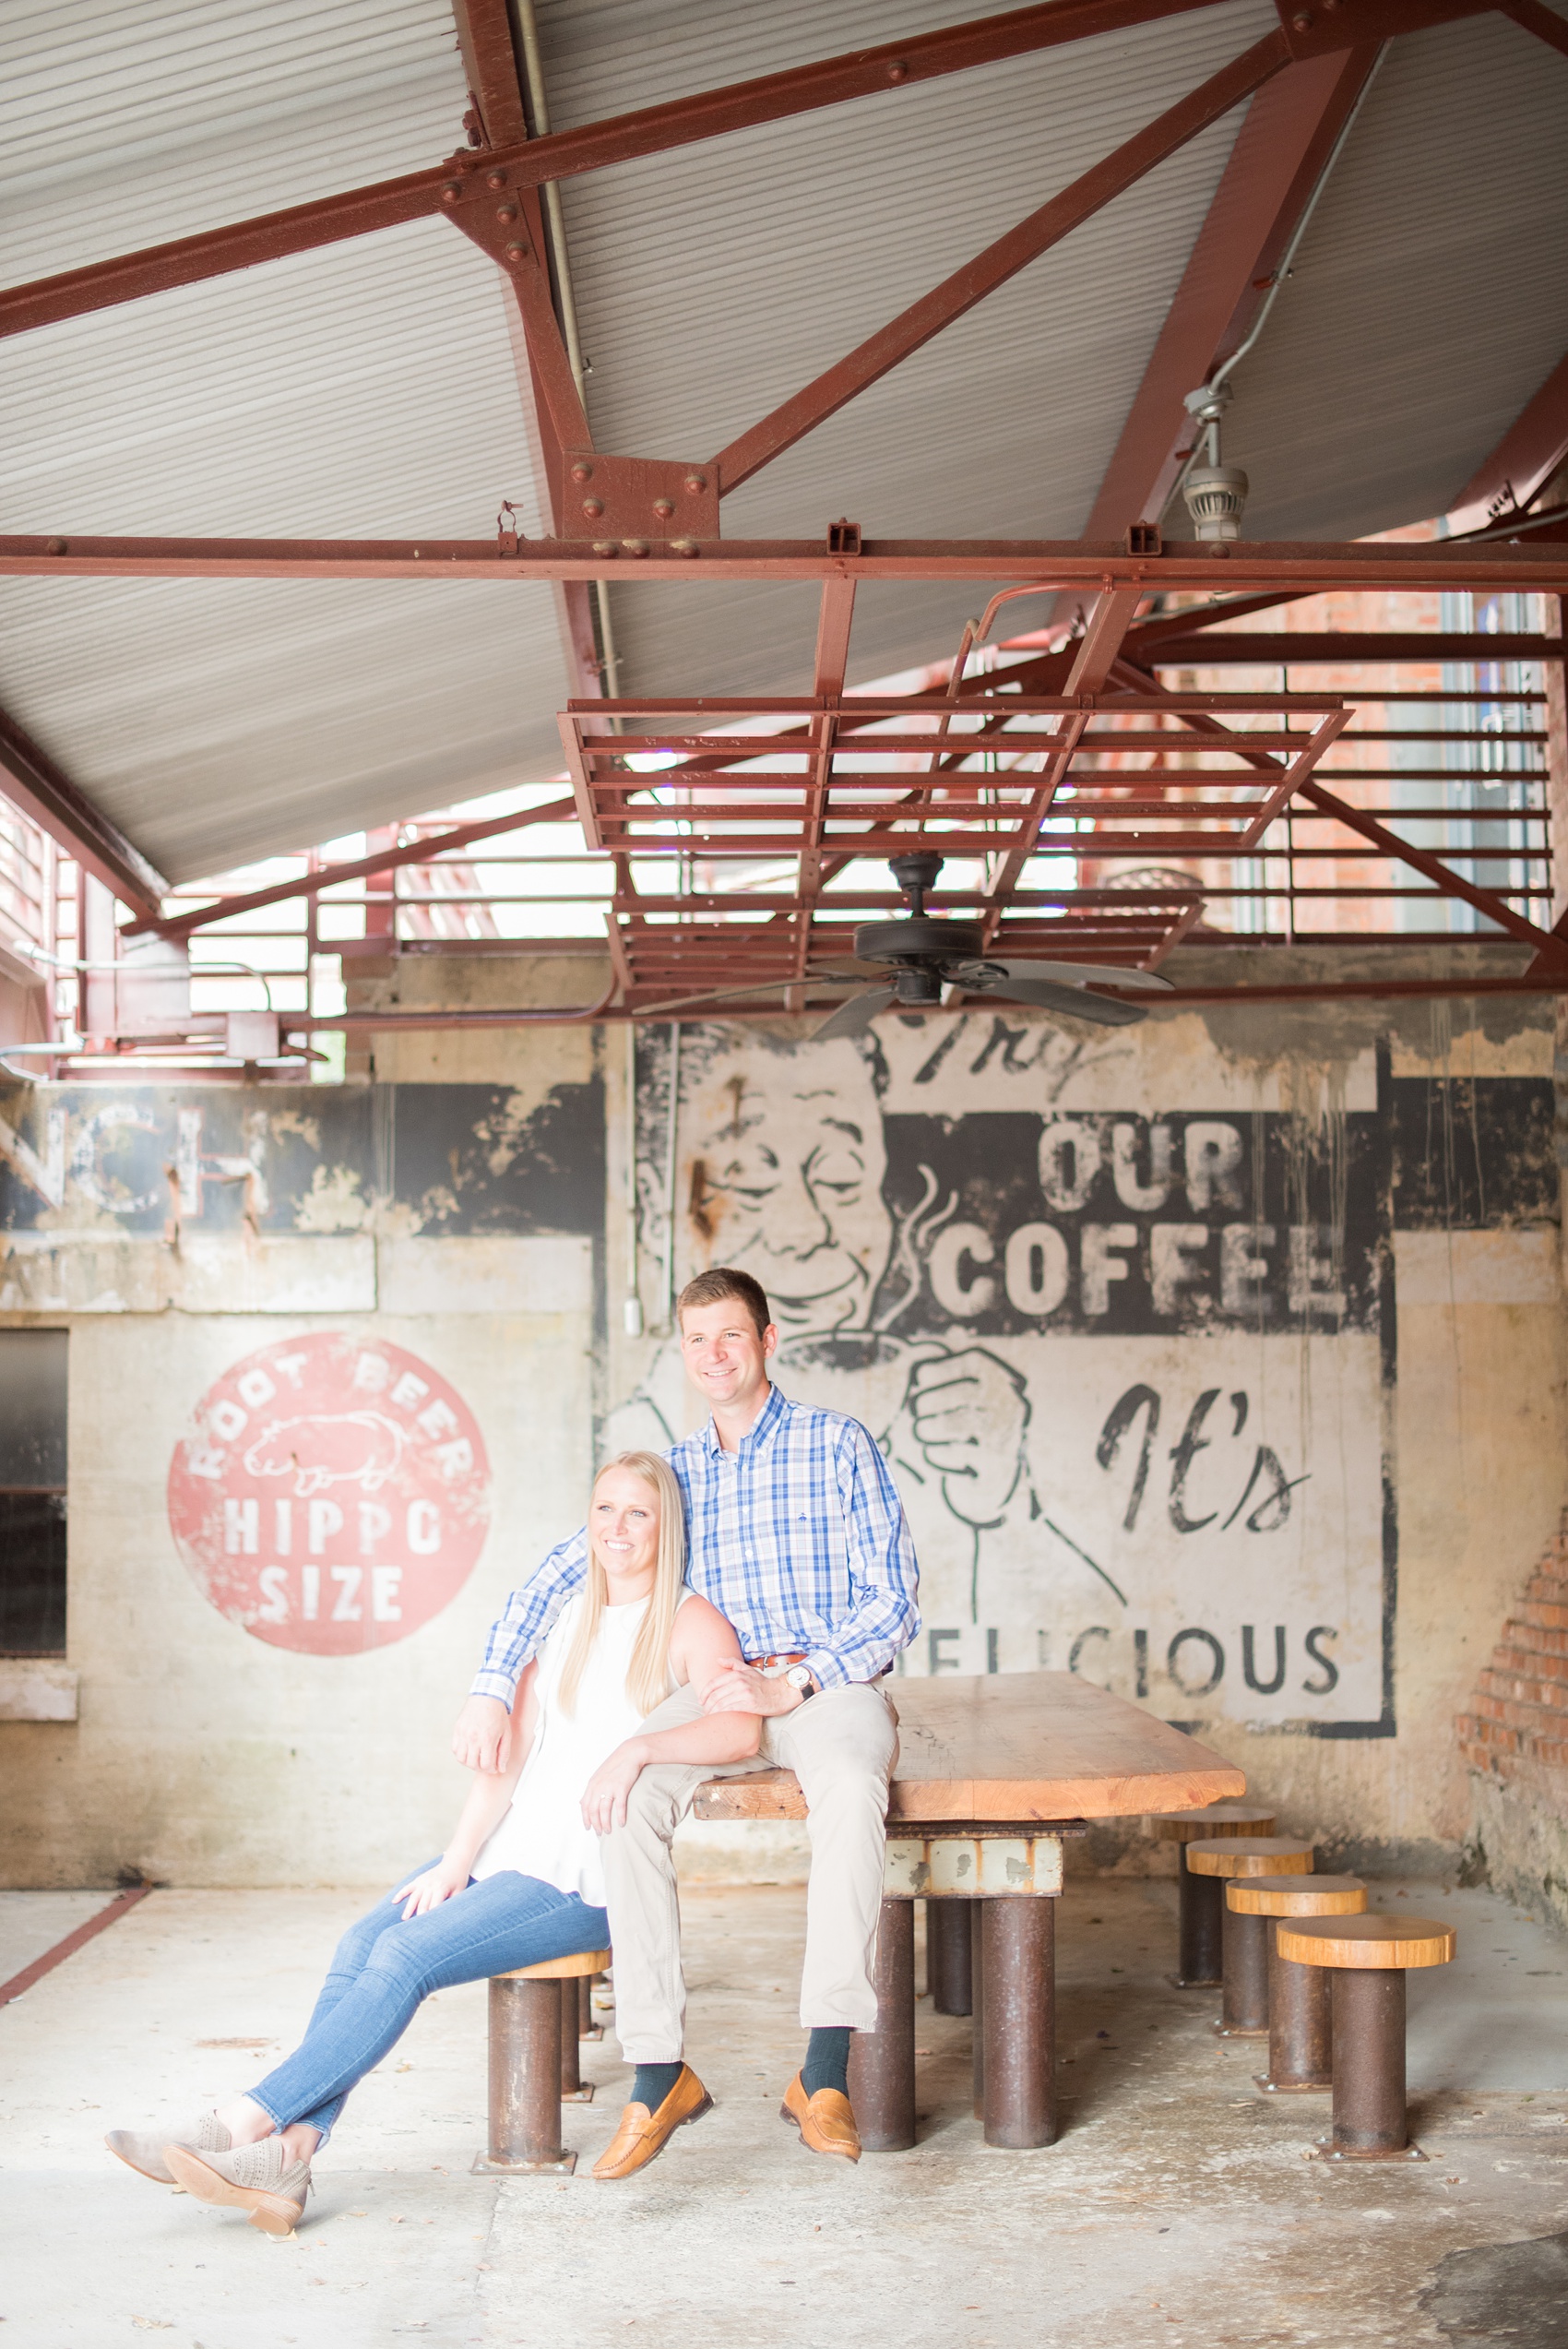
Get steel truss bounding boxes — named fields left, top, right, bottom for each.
left=3, top=0, right=1568, bottom=1042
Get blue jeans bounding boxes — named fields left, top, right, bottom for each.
left=249, top=1866, right=610, bottom=2141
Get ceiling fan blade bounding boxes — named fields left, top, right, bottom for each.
left=984, top=958, right=1173, bottom=992
left=977, top=975, right=1147, bottom=1027
left=812, top=986, right=897, bottom=1042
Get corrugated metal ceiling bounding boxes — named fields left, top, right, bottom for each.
left=1226, top=10, right=1568, bottom=540
left=0, top=0, right=567, bottom=884
left=543, top=0, right=1276, bottom=695
left=0, top=0, right=1565, bottom=888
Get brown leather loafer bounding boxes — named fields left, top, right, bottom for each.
left=780, top=2070, right=861, bottom=2163
left=591, top=2064, right=713, bottom=2180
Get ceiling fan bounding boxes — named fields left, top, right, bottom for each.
left=809, top=853, right=1172, bottom=1041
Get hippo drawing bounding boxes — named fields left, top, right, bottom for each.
left=242, top=1412, right=406, bottom=1498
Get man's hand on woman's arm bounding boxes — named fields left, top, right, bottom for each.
left=452, top=1692, right=513, bottom=1774
left=461, top=1527, right=593, bottom=1755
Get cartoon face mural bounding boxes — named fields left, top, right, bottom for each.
left=619, top=1013, right=1396, bottom=1735
left=683, top=1037, right=892, bottom=1335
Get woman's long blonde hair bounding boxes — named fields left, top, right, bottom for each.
left=557, top=1450, right=687, bottom=1719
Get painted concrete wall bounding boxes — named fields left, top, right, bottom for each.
left=1, top=948, right=1563, bottom=1889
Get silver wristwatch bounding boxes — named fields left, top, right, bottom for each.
left=784, top=1664, right=816, bottom=1700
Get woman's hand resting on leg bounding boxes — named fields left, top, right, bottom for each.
left=394, top=1855, right=472, bottom=1919
left=580, top=1737, right=654, bottom=1834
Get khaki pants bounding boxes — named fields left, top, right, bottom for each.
left=600, top=1681, right=897, bottom=2063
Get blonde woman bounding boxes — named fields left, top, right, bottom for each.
left=105, top=1453, right=758, bottom=2235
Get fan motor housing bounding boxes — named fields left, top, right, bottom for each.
left=853, top=915, right=984, bottom=966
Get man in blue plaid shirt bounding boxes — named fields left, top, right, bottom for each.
left=453, top=1265, right=919, bottom=2176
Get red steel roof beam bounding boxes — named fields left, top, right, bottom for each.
left=1445, top=348, right=1568, bottom=536
left=13, top=538, right=1568, bottom=590
left=1080, top=47, right=1381, bottom=539
left=1498, top=0, right=1568, bottom=60
left=0, top=703, right=166, bottom=921
left=448, top=0, right=602, bottom=702
left=128, top=794, right=577, bottom=942
left=710, top=32, right=1292, bottom=495
left=1063, top=588, right=1147, bottom=691
left=0, top=0, right=1248, bottom=341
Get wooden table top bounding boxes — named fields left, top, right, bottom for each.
left=691, top=1669, right=1244, bottom=1825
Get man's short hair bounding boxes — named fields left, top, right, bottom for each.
left=677, top=1267, right=772, bottom=1341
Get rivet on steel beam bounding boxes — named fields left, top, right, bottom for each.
left=1210, top=543, right=1232, bottom=557
left=496, top=204, right=518, bottom=223
left=671, top=540, right=699, bottom=559
left=1291, top=8, right=1313, bottom=23
left=652, top=498, right=675, bottom=519
left=571, top=461, right=594, bottom=483
left=683, top=473, right=707, bottom=494
left=582, top=498, right=605, bottom=518
left=440, top=183, right=464, bottom=204
left=487, top=170, right=509, bottom=188
left=623, top=540, right=649, bottom=558
left=886, top=59, right=909, bottom=80
left=47, top=538, right=67, bottom=555
left=592, top=541, right=618, bottom=557
left=505, top=242, right=529, bottom=264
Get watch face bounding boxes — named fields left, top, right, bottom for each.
left=786, top=1666, right=811, bottom=1689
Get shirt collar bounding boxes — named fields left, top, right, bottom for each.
left=702, top=1379, right=787, bottom=1461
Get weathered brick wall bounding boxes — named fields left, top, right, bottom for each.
left=1458, top=1513, right=1568, bottom=1929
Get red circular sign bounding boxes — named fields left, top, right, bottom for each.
left=168, top=1332, right=492, bottom=1654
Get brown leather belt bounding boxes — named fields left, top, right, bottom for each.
left=747, top=1651, right=806, bottom=1670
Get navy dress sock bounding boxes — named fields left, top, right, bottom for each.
left=631, top=2060, right=683, bottom=2111
left=802, top=2026, right=850, bottom=2097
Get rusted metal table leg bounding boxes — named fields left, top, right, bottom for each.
left=980, top=1899, right=1056, bottom=2151
left=847, top=1897, right=916, bottom=2152
left=477, top=1976, right=576, bottom=2174
left=560, top=1988, right=594, bottom=2102
left=1256, top=1931, right=1333, bottom=2093
left=578, top=1973, right=604, bottom=2042
left=971, top=1902, right=985, bottom=2119
left=1217, top=1903, right=1270, bottom=2037
left=1175, top=1857, right=1224, bottom=1987
left=1313, top=1968, right=1422, bottom=2160
left=928, top=1897, right=973, bottom=2015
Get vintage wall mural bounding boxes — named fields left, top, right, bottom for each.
left=167, top=1331, right=492, bottom=1654
left=0, top=1079, right=604, bottom=1242
left=0, top=995, right=1560, bottom=1887
left=617, top=1012, right=1553, bottom=1740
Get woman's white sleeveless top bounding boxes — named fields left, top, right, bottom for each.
left=471, top=1588, right=689, bottom=1908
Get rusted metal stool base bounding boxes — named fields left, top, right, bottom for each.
left=483, top=1956, right=609, bottom=2176
left=470, top=2150, right=578, bottom=2175
left=1308, top=2139, right=1426, bottom=2161
left=1172, top=1868, right=1224, bottom=1987
left=1215, top=1903, right=1272, bottom=2037
left=1261, top=1936, right=1334, bottom=2093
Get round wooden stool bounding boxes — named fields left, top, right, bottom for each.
left=1226, top=1875, right=1366, bottom=2089
left=1275, top=1914, right=1456, bottom=2159
left=476, top=1947, right=612, bottom=2176
left=1146, top=1805, right=1277, bottom=1985
left=1185, top=1839, right=1314, bottom=2034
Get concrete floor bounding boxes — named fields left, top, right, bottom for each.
left=2, top=1878, right=1566, bottom=2349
